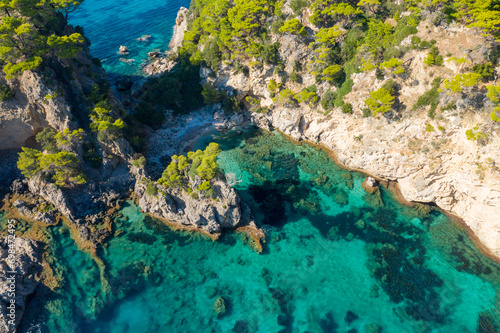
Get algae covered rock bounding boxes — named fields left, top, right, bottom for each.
left=213, top=296, right=227, bottom=318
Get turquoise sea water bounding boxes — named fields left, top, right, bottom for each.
left=12, top=3, right=497, bottom=331
left=12, top=129, right=500, bottom=332
left=69, top=0, right=190, bottom=80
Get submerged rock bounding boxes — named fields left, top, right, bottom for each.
left=213, top=296, right=227, bottom=317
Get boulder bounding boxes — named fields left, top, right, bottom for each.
left=137, top=176, right=249, bottom=234
left=362, top=177, right=379, bottom=194
left=118, top=45, right=129, bottom=54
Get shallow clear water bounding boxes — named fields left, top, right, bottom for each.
left=16, top=3, right=500, bottom=331
left=68, top=0, right=190, bottom=81
left=14, top=129, right=500, bottom=332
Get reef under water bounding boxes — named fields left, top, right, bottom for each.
left=9, top=128, right=500, bottom=332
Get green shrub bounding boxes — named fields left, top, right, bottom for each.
left=413, top=77, right=441, bottom=116
left=146, top=181, right=158, bottom=196
left=132, top=156, right=146, bottom=168
left=0, top=84, right=14, bottom=101
left=275, top=88, right=296, bottom=106
left=364, top=87, right=395, bottom=116
left=342, top=103, right=353, bottom=114
left=83, top=143, right=102, bottom=169
left=465, top=124, right=487, bottom=143
left=36, top=128, right=58, bottom=153
left=203, top=39, right=222, bottom=71
left=90, top=107, right=125, bottom=141
left=424, top=46, right=443, bottom=66
left=221, top=91, right=240, bottom=113
left=290, top=71, right=300, bottom=82
left=202, top=83, right=220, bottom=105
left=381, top=79, right=397, bottom=95
left=260, top=42, right=280, bottom=65
left=271, top=18, right=285, bottom=34
left=321, top=91, right=336, bottom=112
left=274, top=63, right=285, bottom=74
left=472, top=62, right=494, bottom=81
left=334, top=78, right=354, bottom=107
left=198, top=180, right=211, bottom=191
left=290, top=0, right=309, bottom=15
left=279, top=18, right=306, bottom=36
left=375, top=67, right=384, bottom=80
left=294, top=85, right=319, bottom=106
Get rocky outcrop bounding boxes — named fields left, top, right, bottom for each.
left=27, top=177, right=75, bottom=222
left=0, top=237, right=42, bottom=333
left=169, top=7, right=189, bottom=53
left=142, top=7, right=188, bottom=76
left=12, top=199, right=56, bottom=225
left=135, top=174, right=252, bottom=234
left=0, top=29, right=110, bottom=150
left=0, top=71, right=74, bottom=150
left=362, top=177, right=379, bottom=194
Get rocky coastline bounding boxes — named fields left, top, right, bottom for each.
left=2, top=2, right=500, bottom=330
left=141, top=5, right=500, bottom=260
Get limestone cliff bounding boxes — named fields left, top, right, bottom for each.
left=153, top=4, right=500, bottom=259
left=0, top=28, right=108, bottom=150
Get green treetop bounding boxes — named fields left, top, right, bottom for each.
left=227, top=0, right=269, bottom=37
left=357, top=0, right=380, bottom=13
left=54, top=128, right=84, bottom=149
left=443, top=73, right=482, bottom=94
left=0, top=0, right=85, bottom=79
left=364, top=87, right=395, bottom=116
left=90, top=107, right=125, bottom=141
left=454, top=0, right=500, bottom=41
left=159, top=143, right=222, bottom=190
left=17, top=147, right=86, bottom=187
left=380, top=58, right=405, bottom=74
left=487, top=85, right=500, bottom=122
left=279, top=18, right=306, bottom=37
left=51, top=0, right=84, bottom=20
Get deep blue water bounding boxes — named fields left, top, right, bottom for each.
left=69, top=0, right=190, bottom=79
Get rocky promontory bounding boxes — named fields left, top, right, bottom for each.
left=136, top=174, right=254, bottom=236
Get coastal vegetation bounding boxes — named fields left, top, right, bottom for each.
left=0, top=0, right=85, bottom=79
left=131, top=0, right=500, bottom=147
left=17, top=127, right=87, bottom=187
left=158, top=143, right=221, bottom=198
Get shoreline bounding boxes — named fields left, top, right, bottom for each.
left=272, top=127, right=500, bottom=264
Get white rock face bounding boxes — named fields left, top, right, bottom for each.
left=249, top=105, right=500, bottom=258
left=169, top=7, right=189, bottom=53
left=136, top=176, right=250, bottom=234
left=0, top=71, right=74, bottom=149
